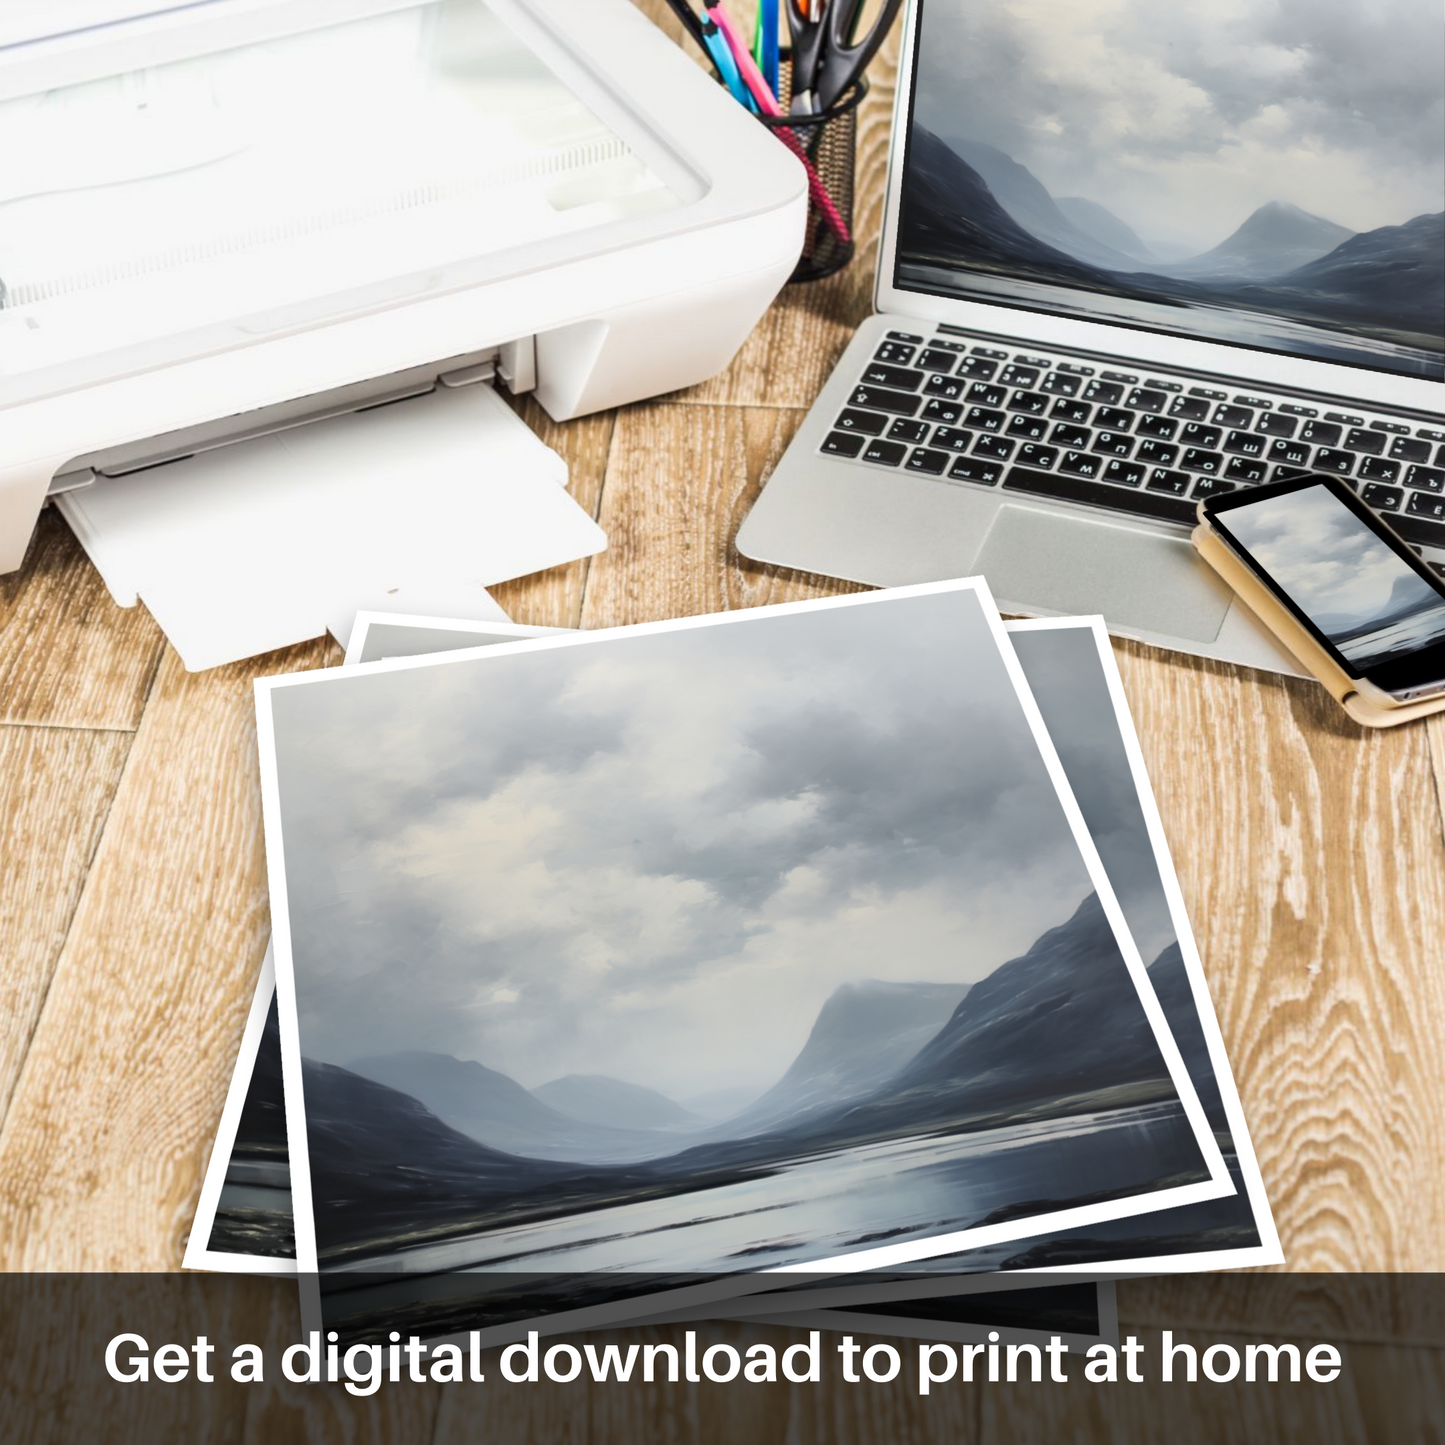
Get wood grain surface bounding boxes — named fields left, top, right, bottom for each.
left=0, top=3, right=1439, bottom=1441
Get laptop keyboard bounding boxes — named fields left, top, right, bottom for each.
left=822, top=329, right=1445, bottom=562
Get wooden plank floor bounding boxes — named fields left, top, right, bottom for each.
left=0, top=5, right=1440, bottom=1440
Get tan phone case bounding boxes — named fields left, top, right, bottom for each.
left=1192, top=520, right=1445, bottom=728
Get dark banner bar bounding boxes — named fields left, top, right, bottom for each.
left=1, top=1273, right=1439, bottom=1443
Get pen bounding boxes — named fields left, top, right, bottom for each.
left=753, top=0, right=780, bottom=98
left=707, top=1, right=776, bottom=109
left=699, top=12, right=756, bottom=110
left=661, top=0, right=707, bottom=51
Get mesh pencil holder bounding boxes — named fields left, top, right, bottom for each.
left=758, top=63, right=867, bottom=283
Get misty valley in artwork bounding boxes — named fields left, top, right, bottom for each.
left=218, top=626, right=1268, bottom=1290
left=264, top=591, right=1216, bottom=1338
left=901, top=0, right=1445, bottom=376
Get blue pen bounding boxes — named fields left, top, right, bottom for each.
left=758, top=0, right=780, bottom=97
left=700, top=14, right=756, bottom=111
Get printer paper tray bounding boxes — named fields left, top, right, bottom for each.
left=57, top=384, right=604, bottom=670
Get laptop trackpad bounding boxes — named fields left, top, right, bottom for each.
left=976, top=505, right=1234, bottom=643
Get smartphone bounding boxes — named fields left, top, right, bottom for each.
left=1199, top=474, right=1445, bottom=707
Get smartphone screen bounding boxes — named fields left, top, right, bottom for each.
left=1205, top=475, right=1445, bottom=698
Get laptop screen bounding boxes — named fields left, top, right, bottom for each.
left=896, top=0, right=1445, bottom=382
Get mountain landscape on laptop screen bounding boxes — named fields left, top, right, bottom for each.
left=899, top=0, right=1445, bottom=380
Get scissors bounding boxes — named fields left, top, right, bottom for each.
left=786, top=0, right=904, bottom=114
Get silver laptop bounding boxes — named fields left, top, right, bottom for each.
left=738, top=0, right=1445, bottom=672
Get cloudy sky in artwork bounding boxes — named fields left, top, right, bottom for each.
left=266, top=590, right=1127, bottom=1102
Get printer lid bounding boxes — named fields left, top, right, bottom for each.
left=0, top=0, right=731, bottom=411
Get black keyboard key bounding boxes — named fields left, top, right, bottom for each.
left=1083, top=379, right=1124, bottom=404
left=1370, top=420, right=1410, bottom=435
left=1182, top=448, right=1223, bottom=474
left=1008, top=390, right=1050, bottom=415
left=1092, top=432, right=1134, bottom=457
left=916, top=348, right=959, bottom=373
left=1017, top=444, right=1058, bottom=469
left=887, top=418, right=932, bottom=444
left=1149, top=379, right=1184, bottom=393
left=1225, top=456, right=1267, bottom=483
left=1006, top=414, right=1048, bottom=441
left=1257, top=413, right=1298, bottom=438
left=1344, top=428, right=1385, bottom=456
left=1359, top=456, right=1400, bottom=483
left=1147, top=469, right=1192, bottom=495
left=1438, top=446, right=1445, bottom=466
left=1325, top=411, right=1363, bottom=426
left=862, top=363, right=925, bottom=390
left=949, top=457, right=1003, bottom=485
left=1041, top=372, right=1081, bottom=397
left=821, top=430, right=865, bottom=457
left=1014, top=354, right=1052, bottom=368
left=965, top=406, right=1006, bottom=432
left=1189, top=386, right=1228, bottom=401
left=1101, top=370, right=1138, bottom=385
left=1169, top=395, right=1212, bottom=421
left=970, top=346, right=1009, bottom=359
left=874, top=341, right=917, bottom=365
left=1059, top=450, right=1102, bottom=478
left=1423, top=428, right=1445, bottom=442
left=931, top=339, right=969, bottom=352
left=1003, top=465, right=1197, bottom=524
left=1406, top=465, right=1445, bottom=493
left=1056, top=362, right=1094, bottom=375
left=887, top=330, right=924, bottom=343
left=923, top=374, right=966, bottom=400
left=957, top=356, right=1000, bottom=379
left=1361, top=482, right=1402, bottom=510
left=1136, top=440, right=1179, bottom=467
left=1314, top=448, right=1354, bottom=475
left=1279, top=403, right=1317, bottom=417
left=906, top=447, right=951, bottom=475
left=998, top=364, right=1040, bottom=388
left=850, top=384, right=921, bottom=417
left=1214, top=404, right=1254, bottom=429
left=1136, top=414, right=1178, bottom=440
left=1050, top=398, right=1093, bottom=424
left=860, top=438, right=908, bottom=467
left=1193, top=476, right=1237, bottom=499
left=1103, top=459, right=1145, bottom=487
left=1407, top=491, right=1445, bottom=521
left=1126, top=387, right=1167, bottom=413
left=1268, top=438, right=1311, bottom=467
left=922, top=397, right=963, bottom=424
left=1389, top=436, right=1431, bottom=463
left=1095, top=406, right=1135, bottom=432
left=1300, top=420, right=1341, bottom=446
left=973, top=434, right=1015, bottom=461
left=967, top=382, right=1009, bottom=407
left=1224, top=430, right=1266, bottom=458
left=1273, top=465, right=1316, bottom=481
left=1180, top=423, right=1223, bottom=449
left=1389, top=513, right=1445, bottom=550
left=930, top=426, right=974, bottom=452
left=835, top=408, right=890, bottom=435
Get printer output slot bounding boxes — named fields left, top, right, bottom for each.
left=46, top=338, right=539, bottom=497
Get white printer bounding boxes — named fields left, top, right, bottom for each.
left=0, top=0, right=806, bottom=662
